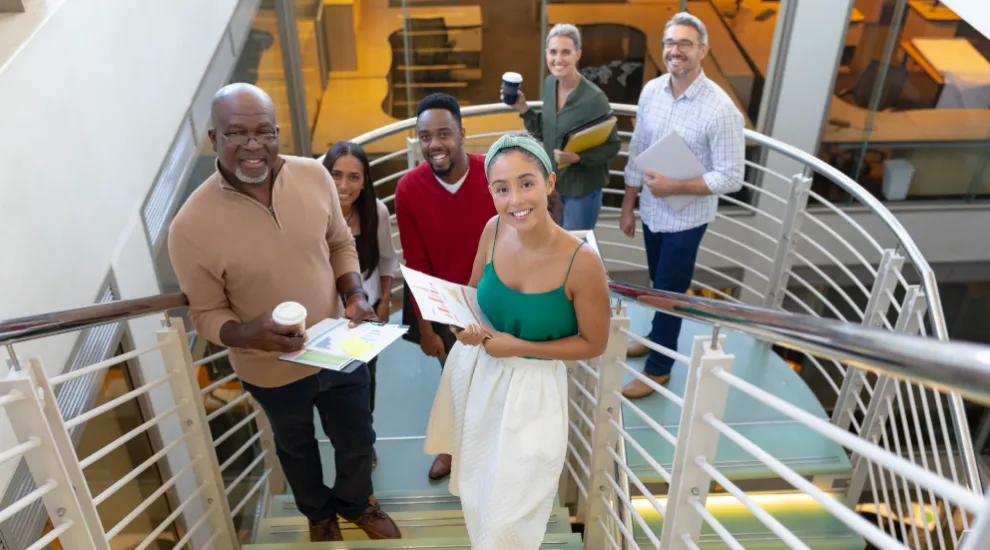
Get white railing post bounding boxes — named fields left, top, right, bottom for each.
left=1, top=367, right=102, bottom=549
left=832, top=248, right=904, bottom=430
left=406, top=136, right=421, bottom=170
left=659, top=329, right=735, bottom=549
left=22, top=357, right=112, bottom=550
left=157, top=318, right=239, bottom=550
left=763, top=172, right=812, bottom=309
left=960, top=492, right=990, bottom=550
left=843, top=285, right=927, bottom=506
left=582, top=313, right=630, bottom=550
left=559, top=360, right=581, bottom=514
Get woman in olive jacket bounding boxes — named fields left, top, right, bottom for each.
left=503, top=23, right=621, bottom=231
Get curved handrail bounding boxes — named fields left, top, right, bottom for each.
left=609, top=281, right=990, bottom=406
left=4, top=285, right=988, bottom=404
left=351, top=102, right=977, bottom=492
left=350, top=102, right=948, bottom=343
left=0, top=293, right=188, bottom=345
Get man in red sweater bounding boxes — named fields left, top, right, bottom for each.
left=396, top=93, right=496, bottom=480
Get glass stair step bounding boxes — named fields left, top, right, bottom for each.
left=243, top=532, right=583, bottom=549
left=629, top=491, right=865, bottom=549
left=271, top=493, right=561, bottom=517
left=618, top=306, right=852, bottom=483
left=254, top=508, right=573, bottom=544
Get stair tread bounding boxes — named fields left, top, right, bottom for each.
left=271, top=493, right=560, bottom=516
left=630, top=492, right=865, bottom=549
left=245, top=532, right=582, bottom=549
left=253, top=522, right=579, bottom=547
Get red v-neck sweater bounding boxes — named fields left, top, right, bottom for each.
left=395, top=152, right=496, bottom=318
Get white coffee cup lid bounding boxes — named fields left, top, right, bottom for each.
left=273, top=301, right=307, bottom=326
left=502, top=71, right=523, bottom=83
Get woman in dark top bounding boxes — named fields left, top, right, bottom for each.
left=503, top=23, right=621, bottom=231
left=323, top=141, right=399, bottom=467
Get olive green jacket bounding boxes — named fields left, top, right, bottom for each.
left=521, top=73, right=621, bottom=197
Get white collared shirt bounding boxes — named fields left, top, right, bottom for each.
left=624, top=71, right=745, bottom=233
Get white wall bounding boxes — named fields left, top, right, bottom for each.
left=0, top=0, right=239, bottom=501
left=941, top=0, right=990, bottom=39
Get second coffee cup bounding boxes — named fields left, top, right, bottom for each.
left=273, top=301, right=308, bottom=337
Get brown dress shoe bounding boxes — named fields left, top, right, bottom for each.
left=309, top=516, right=343, bottom=542
left=428, top=453, right=452, bottom=480
left=627, top=342, right=649, bottom=358
left=346, top=502, right=401, bottom=539
left=621, top=374, right=671, bottom=399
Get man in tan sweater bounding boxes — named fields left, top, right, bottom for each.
left=168, top=83, right=399, bottom=542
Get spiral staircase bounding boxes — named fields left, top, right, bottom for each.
left=1, top=103, right=989, bottom=550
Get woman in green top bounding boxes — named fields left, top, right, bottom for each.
left=423, top=133, right=610, bottom=549
left=503, top=23, right=621, bottom=231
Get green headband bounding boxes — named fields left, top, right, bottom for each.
left=484, top=134, right=553, bottom=178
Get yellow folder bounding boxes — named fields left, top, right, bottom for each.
left=558, top=113, right=617, bottom=168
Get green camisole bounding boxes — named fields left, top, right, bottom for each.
left=476, top=217, right=584, bottom=342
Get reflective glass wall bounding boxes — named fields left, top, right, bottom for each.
left=817, top=0, right=990, bottom=203
left=303, top=0, right=774, bottom=158
left=277, top=0, right=989, bottom=206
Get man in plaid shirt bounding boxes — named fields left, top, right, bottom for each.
left=619, top=12, right=745, bottom=398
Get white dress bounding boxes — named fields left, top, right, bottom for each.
left=425, top=342, right=569, bottom=550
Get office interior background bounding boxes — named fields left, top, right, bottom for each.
left=174, top=0, right=990, bottom=341
left=1, top=0, right=990, bottom=548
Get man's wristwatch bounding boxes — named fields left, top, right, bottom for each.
left=343, top=287, right=369, bottom=304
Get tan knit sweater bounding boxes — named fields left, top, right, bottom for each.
left=168, top=156, right=359, bottom=388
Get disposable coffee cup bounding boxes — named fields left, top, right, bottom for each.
left=502, top=72, right=523, bottom=105
left=272, top=301, right=307, bottom=337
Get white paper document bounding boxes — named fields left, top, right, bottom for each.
left=632, top=131, right=707, bottom=212
left=279, top=318, right=408, bottom=371
left=400, top=265, right=492, bottom=329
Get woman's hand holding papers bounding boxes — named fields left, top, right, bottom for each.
left=451, top=324, right=522, bottom=358
left=452, top=324, right=488, bottom=347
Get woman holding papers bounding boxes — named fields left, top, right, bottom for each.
left=424, top=133, right=610, bottom=549
left=503, top=23, right=620, bottom=231
left=323, top=141, right=399, bottom=464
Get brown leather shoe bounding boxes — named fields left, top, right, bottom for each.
left=621, top=374, right=671, bottom=399
left=309, top=516, right=343, bottom=542
left=347, top=502, right=401, bottom=539
left=627, top=342, right=649, bottom=358
left=428, top=453, right=452, bottom=480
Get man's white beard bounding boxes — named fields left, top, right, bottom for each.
left=236, top=166, right=270, bottom=184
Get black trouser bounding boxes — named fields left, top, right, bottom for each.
left=243, top=366, right=374, bottom=520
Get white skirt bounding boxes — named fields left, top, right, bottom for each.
left=425, top=342, right=569, bottom=550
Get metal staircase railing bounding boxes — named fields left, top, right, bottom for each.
left=0, top=102, right=987, bottom=549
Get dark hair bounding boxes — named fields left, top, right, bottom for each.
left=486, top=134, right=563, bottom=224
left=416, top=93, right=462, bottom=126
left=323, top=141, right=380, bottom=279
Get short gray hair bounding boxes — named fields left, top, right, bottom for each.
left=665, top=12, right=708, bottom=45
left=547, top=23, right=581, bottom=51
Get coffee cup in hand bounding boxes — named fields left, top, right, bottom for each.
left=502, top=72, right=523, bottom=105
left=272, top=301, right=307, bottom=337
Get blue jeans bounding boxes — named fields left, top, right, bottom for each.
left=643, top=222, right=708, bottom=376
left=242, top=366, right=374, bottom=520
left=561, top=189, right=603, bottom=231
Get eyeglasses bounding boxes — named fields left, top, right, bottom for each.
left=662, top=39, right=698, bottom=51
left=220, top=131, right=278, bottom=146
